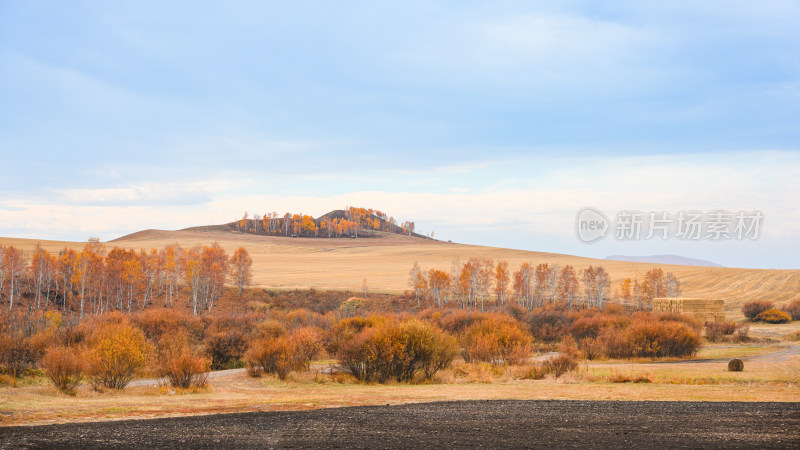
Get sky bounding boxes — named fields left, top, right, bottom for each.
left=0, top=1, right=799, bottom=269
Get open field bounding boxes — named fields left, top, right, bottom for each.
left=2, top=342, right=798, bottom=428
left=2, top=400, right=798, bottom=449
left=1, top=230, right=798, bottom=317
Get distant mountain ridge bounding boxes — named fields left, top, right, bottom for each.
left=605, top=254, right=724, bottom=268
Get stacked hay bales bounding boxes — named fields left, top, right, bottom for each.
left=652, top=298, right=725, bottom=323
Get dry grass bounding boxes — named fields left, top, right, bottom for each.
left=2, top=344, right=799, bottom=427
left=2, top=231, right=799, bottom=317
left=695, top=344, right=778, bottom=359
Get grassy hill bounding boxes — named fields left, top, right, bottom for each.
left=2, top=229, right=798, bottom=318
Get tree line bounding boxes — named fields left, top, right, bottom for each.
left=409, top=259, right=680, bottom=311
left=0, top=240, right=253, bottom=317
left=236, top=206, right=425, bottom=238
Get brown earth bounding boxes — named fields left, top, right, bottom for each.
left=1, top=229, right=798, bottom=317
left=1, top=400, right=798, bottom=449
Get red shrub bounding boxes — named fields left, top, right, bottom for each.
left=568, top=313, right=630, bottom=340
left=704, top=321, right=738, bottom=342
left=526, top=309, right=571, bottom=343
left=205, top=330, right=248, bottom=370
left=742, top=301, right=774, bottom=320
left=782, top=300, right=800, bottom=321
left=0, top=333, right=40, bottom=378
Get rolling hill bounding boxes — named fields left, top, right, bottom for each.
left=606, top=255, right=724, bottom=268
left=2, top=228, right=798, bottom=318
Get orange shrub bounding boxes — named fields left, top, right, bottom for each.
left=87, top=321, right=150, bottom=389
left=327, top=315, right=388, bottom=356
left=41, top=346, right=86, bottom=394
left=255, top=319, right=287, bottom=339
left=244, top=337, right=296, bottom=380
left=288, top=326, right=323, bottom=369
left=283, top=308, right=328, bottom=329
left=754, top=308, right=791, bottom=324
left=156, top=332, right=210, bottom=389
left=461, top=315, right=532, bottom=365
left=743, top=301, right=774, bottom=320
left=337, top=318, right=458, bottom=382
left=605, top=319, right=701, bottom=358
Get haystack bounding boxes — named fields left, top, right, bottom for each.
left=728, top=358, right=744, bottom=372
left=652, top=297, right=725, bottom=323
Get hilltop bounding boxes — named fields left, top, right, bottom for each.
left=215, top=207, right=432, bottom=239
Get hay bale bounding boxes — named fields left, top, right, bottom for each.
left=653, top=298, right=726, bottom=322
left=728, top=358, right=744, bottom=372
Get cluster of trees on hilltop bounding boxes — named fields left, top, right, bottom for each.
left=235, top=206, right=426, bottom=238
left=410, top=259, right=680, bottom=311
left=0, top=241, right=253, bottom=317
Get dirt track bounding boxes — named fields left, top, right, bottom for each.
left=2, top=400, right=798, bottom=449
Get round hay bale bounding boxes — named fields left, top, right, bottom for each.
left=728, top=358, right=744, bottom=372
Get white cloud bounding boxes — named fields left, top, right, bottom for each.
left=56, top=180, right=235, bottom=205
left=1, top=151, right=797, bottom=268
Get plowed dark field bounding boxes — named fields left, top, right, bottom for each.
left=2, top=400, right=799, bottom=449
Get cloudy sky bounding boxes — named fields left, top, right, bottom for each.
left=1, top=1, right=798, bottom=268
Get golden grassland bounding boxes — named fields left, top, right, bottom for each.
left=2, top=230, right=799, bottom=318
left=2, top=339, right=798, bottom=427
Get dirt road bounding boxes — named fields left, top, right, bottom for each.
left=2, top=400, right=798, bottom=449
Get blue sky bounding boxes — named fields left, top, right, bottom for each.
left=1, top=1, right=798, bottom=268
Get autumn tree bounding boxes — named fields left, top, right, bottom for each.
left=619, top=278, right=633, bottom=306
left=162, top=243, right=183, bottom=308
left=557, top=265, right=579, bottom=310
left=513, top=262, right=534, bottom=310
left=494, top=261, right=509, bottom=306
left=408, top=262, right=427, bottom=308
left=30, top=245, right=56, bottom=310
left=230, top=247, right=253, bottom=297
left=427, top=269, right=451, bottom=307
left=2, top=246, right=25, bottom=309
left=57, top=249, right=76, bottom=312
left=641, top=268, right=666, bottom=306
left=581, top=265, right=610, bottom=308
left=666, top=273, right=681, bottom=297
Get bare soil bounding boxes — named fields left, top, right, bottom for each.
left=2, top=400, right=798, bottom=449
